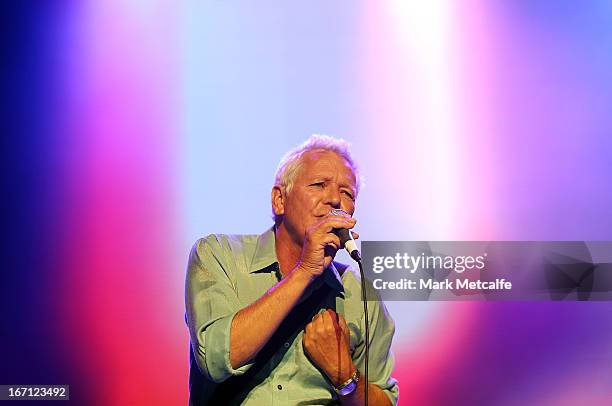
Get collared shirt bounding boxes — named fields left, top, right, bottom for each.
left=185, top=227, right=398, bottom=405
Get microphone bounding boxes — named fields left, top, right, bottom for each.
left=329, top=209, right=361, bottom=262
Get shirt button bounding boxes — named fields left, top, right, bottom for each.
left=284, top=342, right=290, bottom=348
left=277, top=384, right=283, bottom=390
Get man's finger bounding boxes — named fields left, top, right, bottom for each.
left=321, top=235, right=341, bottom=250
left=326, top=308, right=338, bottom=323
left=327, top=309, right=345, bottom=340
left=338, top=314, right=349, bottom=337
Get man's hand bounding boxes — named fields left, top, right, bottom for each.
left=297, top=214, right=357, bottom=279
left=303, top=309, right=356, bottom=387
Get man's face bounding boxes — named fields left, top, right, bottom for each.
left=278, top=150, right=357, bottom=245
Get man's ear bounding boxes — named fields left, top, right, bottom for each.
left=271, top=186, right=285, bottom=218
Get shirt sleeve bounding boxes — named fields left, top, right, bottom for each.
left=352, top=286, right=399, bottom=405
left=185, top=235, right=255, bottom=383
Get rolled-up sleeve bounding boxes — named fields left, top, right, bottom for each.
left=185, top=236, right=254, bottom=383
left=353, top=289, right=399, bottom=405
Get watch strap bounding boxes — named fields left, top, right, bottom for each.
left=334, top=369, right=360, bottom=396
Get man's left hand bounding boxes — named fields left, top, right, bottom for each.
left=303, top=309, right=356, bottom=387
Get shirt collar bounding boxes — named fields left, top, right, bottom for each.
left=249, top=226, right=345, bottom=294
left=249, top=226, right=278, bottom=273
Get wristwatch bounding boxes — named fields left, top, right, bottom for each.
left=334, top=369, right=360, bottom=396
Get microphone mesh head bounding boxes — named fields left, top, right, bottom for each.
left=329, top=208, right=349, bottom=216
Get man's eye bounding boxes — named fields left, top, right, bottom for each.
left=342, top=190, right=354, bottom=199
left=310, top=182, right=325, bottom=187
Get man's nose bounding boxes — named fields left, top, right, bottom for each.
left=326, top=187, right=341, bottom=208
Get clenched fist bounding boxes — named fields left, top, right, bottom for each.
left=303, top=309, right=356, bottom=387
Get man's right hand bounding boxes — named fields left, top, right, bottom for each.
left=295, top=214, right=357, bottom=279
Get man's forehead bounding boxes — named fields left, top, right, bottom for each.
left=300, top=150, right=356, bottom=183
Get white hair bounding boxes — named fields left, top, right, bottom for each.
left=272, top=134, right=361, bottom=222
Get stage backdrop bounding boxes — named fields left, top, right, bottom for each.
left=3, top=1, right=612, bottom=405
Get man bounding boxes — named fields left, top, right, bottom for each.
left=185, top=135, right=398, bottom=405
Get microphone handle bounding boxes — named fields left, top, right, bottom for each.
left=335, top=228, right=361, bottom=262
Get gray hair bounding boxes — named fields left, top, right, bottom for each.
left=272, top=134, right=361, bottom=222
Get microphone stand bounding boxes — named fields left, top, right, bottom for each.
left=351, top=251, right=368, bottom=406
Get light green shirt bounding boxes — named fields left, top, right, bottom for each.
left=185, top=227, right=398, bottom=405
